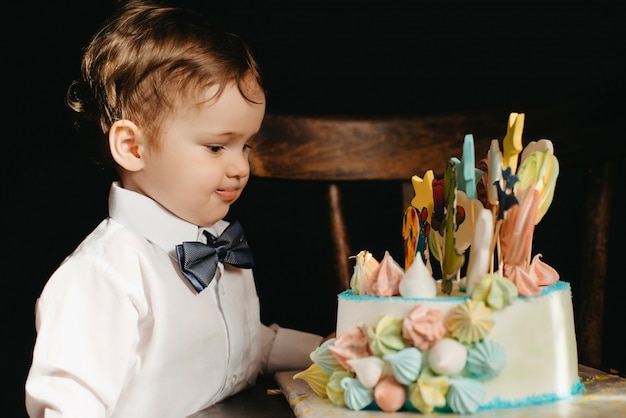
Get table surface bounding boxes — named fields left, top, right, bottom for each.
left=187, top=374, right=295, bottom=418
left=190, top=365, right=626, bottom=418
left=189, top=365, right=626, bottom=418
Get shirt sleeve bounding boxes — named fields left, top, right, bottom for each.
left=260, top=323, right=322, bottom=374
left=25, top=257, right=144, bottom=418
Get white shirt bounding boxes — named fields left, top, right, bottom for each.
left=25, top=182, right=321, bottom=418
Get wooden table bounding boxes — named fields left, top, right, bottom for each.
left=186, top=374, right=296, bottom=418
left=191, top=365, right=626, bottom=417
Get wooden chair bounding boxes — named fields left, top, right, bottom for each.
left=250, top=100, right=618, bottom=370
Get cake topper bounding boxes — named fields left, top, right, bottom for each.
left=347, top=112, right=560, bottom=299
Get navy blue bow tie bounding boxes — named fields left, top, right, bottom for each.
left=176, top=220, right=254, bottom=292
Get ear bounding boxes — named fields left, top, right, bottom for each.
left=109, top=119, right=145, bottom=172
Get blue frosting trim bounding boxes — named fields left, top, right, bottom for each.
left=338, top=280, right=571, bottom=302
left=362, top=379, right=584, bottom=413
left=337, top=289, right=467, bottom=302
left=477, top=378, right=584, bottom=411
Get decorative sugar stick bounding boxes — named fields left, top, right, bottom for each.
left=465, top=208, right=494, bottom=296
left=442, top=161, right=465, bottom=294
left=456, top=134, right=484, bottom=244
left=487, top=139, right=503, bottom=271
left=456, top=134, right=483, bottom=200
left=410, top=170, right=435, bottom=225
left=491, top=219, right=504, bottom=273
left=502, top=112, right=524, bottom=174
left=487, top=139, right=503, bottom=209
left=402, top=206, right=419, bottom=270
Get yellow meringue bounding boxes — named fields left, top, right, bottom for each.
left=447, top=300, right=495, bottom=344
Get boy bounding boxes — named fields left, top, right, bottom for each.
left=25, top=2, right=322, bottom=417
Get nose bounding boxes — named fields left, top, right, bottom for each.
left=226, top=149, right=250, bottom=179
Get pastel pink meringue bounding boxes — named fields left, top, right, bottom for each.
left=373, top=376, right=406, bottom=412
left=365, top=251, right=404, bottom=296
left=528, top=253, right=559, bottom=286
left=328, top=326, right=373, bottom=372
left=402, top=304, right=446, bottom=350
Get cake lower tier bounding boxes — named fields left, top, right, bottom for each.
left=336, top=280, right=582, bottom=411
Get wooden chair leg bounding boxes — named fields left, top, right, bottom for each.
left=576, top=159, right=616, bottom=368
left=328, top=183, right=352, bottom=292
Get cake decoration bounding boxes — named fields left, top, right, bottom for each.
left=342, top=376, right=373, bottom=410
left=291, top=363, right=328, bottom=398
left=401, top=304, right=445, bottom=350
left=373, top=375, right=407, bottom=412
left=349, top=250, right=379, bottom=295
left=368, top=315, right=405, bottom=355
left=399, top=254, right=437, bottom=298
left=502, top=112, right=525, bottom=173
left=348, top=356, right=386, bottom=388
left=440, top=159, right=466, bottom=293
left=326, top=369, right=352, bottom=406
left=471, top=271, right=518, bottom=310
left=383, top=347, right=422, bottom=385
left=464, top=208, right=494, bottom=294
left=446, top=377, right=486, bottom=415
left=466, top=340, right=506, bottom=379
left=365, top=251, right=404, bottom=297
left=327, top=326, right=371, bottom=372
left=447, top=300, right=495, bottom=344
left=295, top=113, right=582, bottom=414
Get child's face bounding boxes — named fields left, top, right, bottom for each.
left=134, top=77, right=266, bottom=227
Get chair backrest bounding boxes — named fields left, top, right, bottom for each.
left=251, top=113, right=505, bottom=181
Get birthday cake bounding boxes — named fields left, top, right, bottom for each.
left=294, top=113, right=583, bottom=414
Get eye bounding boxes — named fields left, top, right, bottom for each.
left=244, top=144, right=253, bottom=151
left=207, top=145, right=225, bottom=154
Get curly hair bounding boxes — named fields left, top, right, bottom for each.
left=66, top=0, right=264, bottom=169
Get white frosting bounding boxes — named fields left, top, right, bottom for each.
left=399, top=253, right=437, bottom=298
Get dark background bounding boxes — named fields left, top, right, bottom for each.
left=5, top=1, right=624, bottom=416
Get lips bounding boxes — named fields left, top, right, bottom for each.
left=216, top=189, right=239, bottom=201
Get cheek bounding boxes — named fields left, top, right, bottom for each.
left=178, top=157, right=224, bottom=189
left=152, top=145, right=224, bottom=192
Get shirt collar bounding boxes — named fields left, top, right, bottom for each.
left=107, top=182, right=227, bottom=256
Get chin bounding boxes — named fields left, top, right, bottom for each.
left=202, top=210, right=230, bottom=227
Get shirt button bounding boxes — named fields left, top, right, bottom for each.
left=229, top=375, right=237, bottom=387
